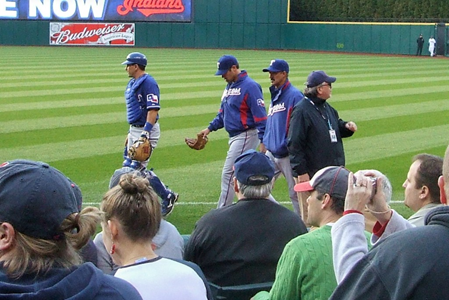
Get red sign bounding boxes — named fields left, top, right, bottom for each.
left=49, top=23, right=135, bottom=46
left=116, top=0, right=185, bottom=17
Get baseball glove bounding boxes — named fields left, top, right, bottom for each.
left=185, top=133, right=208, bottom=150
left=128, top=137, right=152, bottom=161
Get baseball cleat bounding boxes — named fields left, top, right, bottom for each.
left=162, top=192, right=178, bottom=217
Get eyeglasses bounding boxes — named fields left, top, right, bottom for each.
left=320, top=83, right=332, bottom=88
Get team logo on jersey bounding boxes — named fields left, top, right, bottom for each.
left=268, top=103, right=285, bottom=116
left=257, top=98, right=265, bottom=107
left=0, top=162, right=9, bottom=168
left=147, top=94, right=158, bottom=103
left=226, top=88, right=241, bottom=96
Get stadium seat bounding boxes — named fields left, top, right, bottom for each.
left=208, top=281, right=273, bottom=300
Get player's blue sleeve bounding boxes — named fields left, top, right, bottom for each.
left=246, top=83, right=267, bottom=141
left=142, top=76, right=160, bottom=111
left=208, top=102, right=225, bottom=131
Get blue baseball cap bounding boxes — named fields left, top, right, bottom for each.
left=306, top=70, right=336, bottom=87
left=0, top=160, right=79, bottom=241
left=263, top=59, right=289, bottom=73
left=234, top=150, right=275, bottom=186
left=215, top=55, right=238, bottom=76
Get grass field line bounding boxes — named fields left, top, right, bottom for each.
left=80, top=200, right=405, bottom=206
left=2, top=98, right=447, bottom=133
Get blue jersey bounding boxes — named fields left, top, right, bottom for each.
left=125, top=73, right=160, bottom=126
left=208, top=71, right=267, bottom=141
left=263, top=81, right=304, bottom=158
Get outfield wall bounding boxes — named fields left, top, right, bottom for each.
left=0, top=0, right=444, bottom=55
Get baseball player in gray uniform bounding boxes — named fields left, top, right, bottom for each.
left=200, top=55, right=268, bottom=208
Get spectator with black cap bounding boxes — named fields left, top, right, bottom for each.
left=184, top=150, right=307, bottom=287
left=287, top=70, right=357, bottom=224
left=0, top=159, right=142, bottom=300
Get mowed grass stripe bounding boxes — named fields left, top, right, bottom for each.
left=2, top=97, right=448, bottom=133
left=0, top=104, right=220, bottom=132
left=2, top=124, right=448, bottom=165
left=2, top=82, right=448, bottom=106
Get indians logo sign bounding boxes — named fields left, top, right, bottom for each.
left=1, top=0, right=191, bottom=21
left=50, top=23, right=135, bottom=46
left=117, top=0, right=184, bottom=17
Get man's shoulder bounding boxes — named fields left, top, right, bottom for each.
left=141, top=73, right=158, bottom=85
left=286, top=226, right=332, bottom=250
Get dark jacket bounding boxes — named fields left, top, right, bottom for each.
left=287, top=96, right=354, bottom=177
left=330, top=206, right=449, bottom=299
left=0, top=262, right=142, bottom=300
left=184, top=198, right=307, bottom=286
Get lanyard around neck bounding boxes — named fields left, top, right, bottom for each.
left=307, top=98, right=333, bottom=130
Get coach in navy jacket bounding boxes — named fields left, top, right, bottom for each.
left=287, top=70, right=357, bottom=180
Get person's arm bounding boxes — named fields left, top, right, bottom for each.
left=141, top=80, right=160, bottom=137
left=371, top=210, right=414, bottom=244
left=207, top=97, right=225, bottom=133
left=358, top=172, right=414, bottom=244
left=329, top=256, right=390, bottom=300
left=331, top=172, right=371, bottom=283
left=332, top=213, right=368, bottom=283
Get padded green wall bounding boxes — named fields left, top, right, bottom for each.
left=0, top=0, right=440, bottom=55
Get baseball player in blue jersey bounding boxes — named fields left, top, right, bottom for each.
left=200, top=55, right=268, bottom=208
left=121, top=52, right=178, bottom=216
left=262, top=59, right=304, bottom=215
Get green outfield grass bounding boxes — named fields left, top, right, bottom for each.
left=1, top=46, right=448, bottom=233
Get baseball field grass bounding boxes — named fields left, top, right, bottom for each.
left=1, top=46, right=448, bottom=233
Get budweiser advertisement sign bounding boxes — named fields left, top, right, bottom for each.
left=1, top=0, right=191, bottom=21
left=50, top=23, right=135, bottom=46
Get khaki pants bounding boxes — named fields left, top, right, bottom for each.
left=295, top=177, right=310, bottom=226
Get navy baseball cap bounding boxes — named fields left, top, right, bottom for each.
left=215, top=55, right=238, bottom=76
left=294, top=166, right=350, bottom=199
left=263, top=59, right=289, bottom=73
left=234, top=150, right=275, bottom=186
left=305, top=70, right=337, bottom=87
left=0, top=160, right=79, bottom=241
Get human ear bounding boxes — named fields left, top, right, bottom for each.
left=438, top=176, right=447, bottom=205
left=0, top=223, right=15, bottom=251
